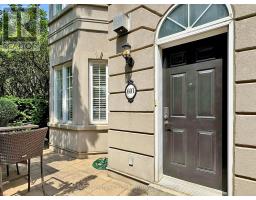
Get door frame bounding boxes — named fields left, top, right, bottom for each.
left=154, top=4, right=234, bottom=195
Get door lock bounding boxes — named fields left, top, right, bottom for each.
left=163, top=107, right=169, bottom=120
left=165, top=123, right=172, bottom=132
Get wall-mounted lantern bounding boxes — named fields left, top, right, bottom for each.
left=122, top=43, right=134, bottom=67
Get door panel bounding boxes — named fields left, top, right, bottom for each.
left=197, top=69, right=215, bottom=117
left=170, top=129, right=187, bottom=166
left=197, top=130, right=216, bottom=172
left=163, top=59, right=223, bottom=190
left=170, top=73, right=186, bottom=117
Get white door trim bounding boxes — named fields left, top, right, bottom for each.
left=154, top=4, right=234, bottom=196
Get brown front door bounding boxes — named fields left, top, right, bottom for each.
left=163, top=34, right=227, bottom=190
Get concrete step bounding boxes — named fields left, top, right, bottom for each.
left=148, top=183, right=187, bottom=196
left=149, top=176, right=224, bottom=196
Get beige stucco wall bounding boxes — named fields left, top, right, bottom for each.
left=47, top=3, right=256, bottom=195
left=49, top=128, right=108, bottom=154
left=107, top=4, right=256, bottom=195
left=48, top=5, right=109, bottom=156
left=107, top=4, right=171, bottom=183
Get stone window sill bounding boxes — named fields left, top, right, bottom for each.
left=48, top=122, right=108, bottom=131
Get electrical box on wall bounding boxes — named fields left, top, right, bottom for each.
left=112, top=13, right=129, bottom=35
left=128, top=157, right=133, bottom=167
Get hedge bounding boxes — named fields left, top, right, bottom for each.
left=3, top=96, right=49, bottom=127
left=0, top=98, right=19, bottom=127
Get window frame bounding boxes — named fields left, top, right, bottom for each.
left=54, top=66, right=63, bottom=122
left=53, top=62, right=73, bottom=124
left=158, top=4, right=231, bottom=40
left=52, top=4, right=68, bottom=17
left=52, top=5, right=61, bottom=17
left=66, top=65, right=73, bottom=122
left=89, top=60, right=108, bottom=125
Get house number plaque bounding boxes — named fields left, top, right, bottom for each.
left=125, top=80, right=137, bottom=103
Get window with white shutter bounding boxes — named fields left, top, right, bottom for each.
left=66, top=66, right=73, bottom=121
left=90, top=61, right=108, bottom=124
left=54, top=64, right=73, bottom=123
left=55, top=69, right=63, bottom=121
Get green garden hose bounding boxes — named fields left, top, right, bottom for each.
left=92, top=157, right=108, bottom=170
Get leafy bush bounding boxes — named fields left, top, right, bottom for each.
left=0, top=98, right=19, bottom=127
left=3, top=96, right=48, bottom=127
left=31, top=98, right=49, bottom=127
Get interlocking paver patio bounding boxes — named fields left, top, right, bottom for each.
left=1, top=149, right=149, bottom=196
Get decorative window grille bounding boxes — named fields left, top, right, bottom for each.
left=159, top=4, right=229, bottom=38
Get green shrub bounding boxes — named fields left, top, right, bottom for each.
left=4, top=96, right=48, bottom=127
left=0, top=98, right=19, bottom=127
left=31, top=98, right=49, bottom=127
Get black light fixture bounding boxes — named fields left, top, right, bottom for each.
left=121, top=43, right=134, bottom=67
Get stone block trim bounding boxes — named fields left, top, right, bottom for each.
left=235, top=16, right=256, bottom=51
left=50, top=5, right=108, bottom=34
left=234, top=5, right=256, bottom=195
left=109, top=46, right=154, bottom=75
left=108, top=148, right=154, bottom=182
left=235, top=147, right=256, bottom=179
left=108, top=5, right=158, bottom=184
left=108, top=130, right=154, bottom=156
left=235, top=50, right=256, bottom=82
left=109, top=68, right=154, bottom=93
left=109, top=90, right=155, bottom=112
left=235, top=115, right=256, bottom=146
left=109, top=112, right=154, bottom=134
left=233, top=4, right=256, bottom=20
left=234, top=177, right=256, bottom=195
left=236, top=83, right=256, bottom=113
left=108, top=4, right=170, bottom=22
left=109, top=28, right=155, bottom=57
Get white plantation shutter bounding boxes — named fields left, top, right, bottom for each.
left=91, top=62, right=107, bottom=123
left=66, top=66, right=73, bottom=121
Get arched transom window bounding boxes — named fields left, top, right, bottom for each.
left=159, top=4, right=229, bottom=38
